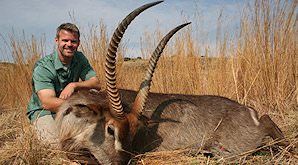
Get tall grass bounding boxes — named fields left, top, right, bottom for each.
left=137, top=0, right=297, bottom=117
left=0, top=33, right=44, bottom=110
left=0, top=0, right=297, bottom=164
left=233, top=0, right=297, bottom=116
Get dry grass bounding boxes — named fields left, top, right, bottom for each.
left=0, top=0, right=297, bottom=164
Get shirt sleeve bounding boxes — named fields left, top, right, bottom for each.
left=32, top=65, right=55, bottom=92
left=79, top=55, right=97, bottom=81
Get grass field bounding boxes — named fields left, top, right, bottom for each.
left=0, top=0, right=297, bottom=164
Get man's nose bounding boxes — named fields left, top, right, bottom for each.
left=66, top=40, right=72, bottom=46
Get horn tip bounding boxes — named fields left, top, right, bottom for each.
left=184, top=22, right=192, bottom=26
left=151, top=1, right=164, bottom=6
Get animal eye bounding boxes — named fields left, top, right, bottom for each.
left=107, top=126, right=115, bottom=136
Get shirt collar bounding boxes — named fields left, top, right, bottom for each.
left=53, top=51, right=78, bottom=70
left=53, top=51, right=64, bottom=70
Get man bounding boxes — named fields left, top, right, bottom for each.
left=27, top=23, right=101, bottom=144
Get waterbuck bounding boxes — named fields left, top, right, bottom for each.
left=55, top=1, right=288, bottom=164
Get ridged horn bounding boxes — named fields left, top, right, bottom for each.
left=105, top=1, right=164, bottom=119
left=131, top=22, right=192, bottom=117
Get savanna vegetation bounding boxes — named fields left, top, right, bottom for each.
left=0, top=0, right=297, bottom=164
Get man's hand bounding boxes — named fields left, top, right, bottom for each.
left=59, top=82, right=76, bottom=99
left=59, top=76, right=100, bottom=100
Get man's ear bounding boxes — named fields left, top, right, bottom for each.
left=55, top=37, right=58, bottom=44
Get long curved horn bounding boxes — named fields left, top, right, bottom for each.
left=105, top=1, right=164, bottom=119
left=131, top=22, right=192, bottom=117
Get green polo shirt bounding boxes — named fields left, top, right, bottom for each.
left=27, top=51, right=96, bottom=122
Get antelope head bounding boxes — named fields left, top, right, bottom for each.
left=103, top=0, right=191, bottom=159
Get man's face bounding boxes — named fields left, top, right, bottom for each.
left=55, top=29, right=80, bottom=62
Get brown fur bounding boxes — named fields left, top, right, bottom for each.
left=55, top=89, right=288, bottom=164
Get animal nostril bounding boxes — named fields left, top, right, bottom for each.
left=107, top=126, right=115, bottom=136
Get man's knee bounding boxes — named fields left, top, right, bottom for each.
left=33, top=115, right=58, bottom=145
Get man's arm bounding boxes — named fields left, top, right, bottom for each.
left=37, top=89, right=65, bottom=113
left=37, top=77, right=100, bottom=111
left=59, top=76, right=101, bottom=99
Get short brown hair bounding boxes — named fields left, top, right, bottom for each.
left=56, top=23, right=80, bottom=38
